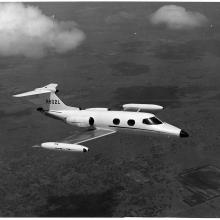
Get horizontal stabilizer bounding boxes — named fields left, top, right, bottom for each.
left=13, top=83, right=58, bottom=97
left=13, top=90, right=51, bottom=97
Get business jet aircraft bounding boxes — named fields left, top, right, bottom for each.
left=13, top=83, right=189, bottom=153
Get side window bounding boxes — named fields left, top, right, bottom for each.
left=113, top=118, right=120, bottom=125
left=142, top=117, right=162, bottom=125
left=127, top=119, right=135, bottom=126
left=150, top=117, right=162, bottom=125
left=142, top=118, right=151, bottom=125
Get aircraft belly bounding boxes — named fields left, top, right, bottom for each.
left=110, top=126, right=149, bottom=135
left=109, top=125, right=176, bottom=137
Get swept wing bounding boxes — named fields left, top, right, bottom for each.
left=33, top=128, right=116, bottom=152
left=62, top=128, right=116, bottom=145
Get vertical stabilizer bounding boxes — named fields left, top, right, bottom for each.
left=46, top=92, right=69, bottom=111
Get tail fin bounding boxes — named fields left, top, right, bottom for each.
left=13, top=83, right=77, bottom=111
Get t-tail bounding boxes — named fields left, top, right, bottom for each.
left=13, top=83, right=78, bottom=111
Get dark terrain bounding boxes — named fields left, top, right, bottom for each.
left=1, top=2, right=220, bottom=217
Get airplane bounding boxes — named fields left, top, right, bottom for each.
left=13, top=83, right=189, bottom=153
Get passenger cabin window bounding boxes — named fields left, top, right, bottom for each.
left=142, top=117, right=162, bottom=125
left=127, top=119, right=135, bottom=126
left=113, top=118, right=120, bottom=125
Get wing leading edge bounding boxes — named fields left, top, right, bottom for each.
left=62, top=128, right=116, bottom=144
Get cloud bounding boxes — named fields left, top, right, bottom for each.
left=150, top=5, right=208, bottom=30
left=0, top=3, right=85, bottom=58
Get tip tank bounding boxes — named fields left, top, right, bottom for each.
left=41, top=142, right=89, bottom=152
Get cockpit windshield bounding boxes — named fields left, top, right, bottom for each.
left=142, top=117, right=162, bottom=125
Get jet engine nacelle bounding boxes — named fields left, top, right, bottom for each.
left=66, top=116, right=94, bottom=128
left=41, top=142, right=89, bottom=152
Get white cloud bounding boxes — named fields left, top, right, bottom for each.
left=0, top=3, right=85, bottom=58
left=150, top=5, right=208, bottom=30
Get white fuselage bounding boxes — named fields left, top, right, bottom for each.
left=46, top=109, right=185, bottom=137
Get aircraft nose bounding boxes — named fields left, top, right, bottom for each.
left=179, top=130, right=189, bottom=138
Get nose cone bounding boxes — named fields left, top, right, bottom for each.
left=179, top=130, right=189, bottom=138
left=158, top=123, right=182, bottom=137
